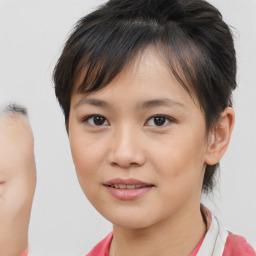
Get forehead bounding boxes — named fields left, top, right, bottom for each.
left=73, top=46, right=197, bottom=105
left=0, top=114, right=32, bottom=139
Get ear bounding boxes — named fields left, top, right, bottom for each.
left=204, top=107, right=235, bottom=165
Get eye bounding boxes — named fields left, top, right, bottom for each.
left=82, top=115, right=109, bottom=126
left=145, top=115, right=173, bottom=127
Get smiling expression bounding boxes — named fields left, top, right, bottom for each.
left=68, top=46, right=213, bottom=229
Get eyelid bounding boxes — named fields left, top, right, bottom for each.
left=81, top=114, right=110, bottom=126
left=145, top=114, right=174, bottom=127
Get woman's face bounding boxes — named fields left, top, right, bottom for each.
left=0, top=114, right=36, bottom=255
left=68, top=47, right=212, bottom=229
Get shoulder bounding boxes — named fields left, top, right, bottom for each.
left=85, top=232, right=113, bottom=256
left=223, top=233, right=256, bottom=256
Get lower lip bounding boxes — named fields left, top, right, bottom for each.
left=105, top=186, right=153, bottom=200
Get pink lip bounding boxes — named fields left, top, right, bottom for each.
left=104, top=178, right=154, bottom=200
left=105, top=178, right=152, bottom=186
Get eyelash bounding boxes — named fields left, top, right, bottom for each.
left=145, top=115, right=174, bottom=127
left=81, top=114, right=174, bottom=127
left=82, top=115, right=109, bottom=126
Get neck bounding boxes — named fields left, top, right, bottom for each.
left=110, top=204, right=206, bottom=256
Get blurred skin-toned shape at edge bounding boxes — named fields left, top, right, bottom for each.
left=0, top=105, right=36, bottom=256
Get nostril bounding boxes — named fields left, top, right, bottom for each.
left=111, top=161, right=139, bottom=168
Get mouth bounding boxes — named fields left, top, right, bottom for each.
left=103, top=178, right=155, bottom=200
left=104, top=184, right=152, bottom=189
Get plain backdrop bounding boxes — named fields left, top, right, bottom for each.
left=0, top=0, right=255, bottom=255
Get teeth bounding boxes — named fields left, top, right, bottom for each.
left=109, top=184, right=145, bottom=189
left=127, top=184, right=135, bottom=189
left=135, top=185, right=144, bottom=188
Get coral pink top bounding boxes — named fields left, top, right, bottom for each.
left=20, top=250, right=28, bottom=256
left=223, top=234, right=256, bottom=256
left=190, top=234, right=205, bottom=256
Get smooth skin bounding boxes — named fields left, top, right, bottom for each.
left=0, top=113, right=36, bottom=256
left=68, top=46, right=234, bottom=256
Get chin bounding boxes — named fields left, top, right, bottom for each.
left=103, top=210, right=156, bottom=230
left=114, top=220, right=152, bottom=230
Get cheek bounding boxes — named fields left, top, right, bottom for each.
left=0, top=179, right=34, bottom=230
left=150, top=131, right=207, bottom=182
left=69, top=135, right=106, bottom=188
left=0, top=159, right=36, bottom=220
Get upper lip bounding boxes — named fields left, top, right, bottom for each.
left=104, top=178, right=153, bottom=187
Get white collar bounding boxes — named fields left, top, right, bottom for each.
left=197, top=206, right=228, bottom=256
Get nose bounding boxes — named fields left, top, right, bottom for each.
left=108, top=125, right=146, bottom=168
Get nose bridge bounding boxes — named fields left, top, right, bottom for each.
left=110, top=122, right=145, bottom=167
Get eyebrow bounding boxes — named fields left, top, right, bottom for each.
left=138, top=98, right=185, bottom=109
left=74, top=97, right=185, bottom=110
left=74, top=98, right=109, bottom=109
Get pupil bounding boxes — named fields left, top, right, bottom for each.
left=154, top=116, right=165, bottom=126
left=94, top=116, right=105, bottom=125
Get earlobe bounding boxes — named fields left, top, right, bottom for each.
left=205, top=107, right=235, bottom=165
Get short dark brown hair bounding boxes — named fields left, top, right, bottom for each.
left=53, top=0, right=237, bottom=193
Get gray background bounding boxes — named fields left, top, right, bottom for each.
left=0, top=0, right=255, bottom=255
